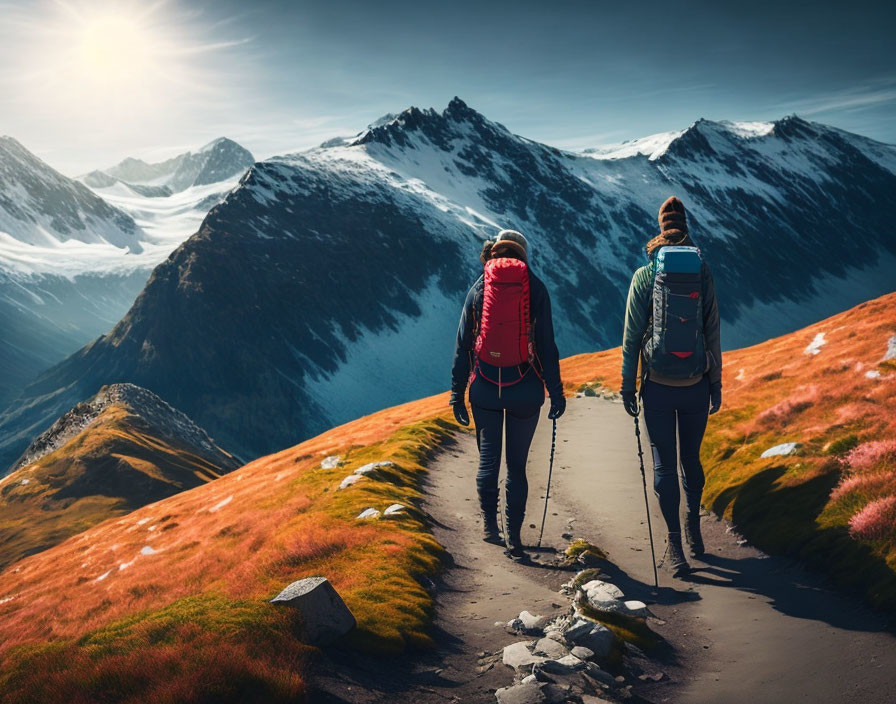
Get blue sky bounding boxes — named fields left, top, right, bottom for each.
left=1, top=0, right=894, bottom=174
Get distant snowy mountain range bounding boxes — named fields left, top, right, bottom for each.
left=81, top=137, right=254, bottom=196
left=2, top=97, right=893, bottom=469
left=0, top=136, right=253, bottom=405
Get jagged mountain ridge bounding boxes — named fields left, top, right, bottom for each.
left=0, top=136, right=141, bottom=249
left=86, top=137, right=255, bottom=194
left=0, top=383, right=239, bottom=569
left=1, top=98, right=895, bottom=467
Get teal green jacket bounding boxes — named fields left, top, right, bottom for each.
left=621, top=261, right=722, bottom=392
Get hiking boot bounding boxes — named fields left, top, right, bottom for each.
left=504, top=529, right=527, bottom=561
left=483, top=514, right=503, bottom=545
left=660, top=532, right=690, bottom=576
left=684, top=512, right=705, bottom=557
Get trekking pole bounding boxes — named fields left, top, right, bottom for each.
left=536, top=417, right=557, bottom=548
left=634, top=411, right=659, bottom=592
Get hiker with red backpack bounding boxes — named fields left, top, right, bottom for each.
left=449, top=230, right=565, bottom=560
left=621, top=197, right=722, bottom=577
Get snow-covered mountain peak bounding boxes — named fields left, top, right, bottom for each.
left=0, top=136, right=142, bottom=251
left=350, top=96, right=511, bottom=151
left=586, top=118, right=775, bottom=162
left=92, top=138, right=254, bottom=194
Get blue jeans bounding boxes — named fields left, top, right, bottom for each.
left=469, top=367, right=544, bottom=535
left=642, top=377, right=709, bottom=533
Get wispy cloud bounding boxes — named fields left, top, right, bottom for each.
left=773, top=77, right=896, bottom=117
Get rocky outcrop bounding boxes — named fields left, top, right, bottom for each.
left=270, top=576, right=356, bottom=645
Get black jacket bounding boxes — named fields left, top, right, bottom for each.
left=450, top=270, right=563, bottom=404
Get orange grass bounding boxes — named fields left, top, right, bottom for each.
left=568, top=293, right=896, bottom=608
left=0, top=394, right=455, bottom=702
left=0, top=403, right=233, bottom=570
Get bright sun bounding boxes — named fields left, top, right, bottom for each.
left=23, top=2, right=185, bottom=118
left=74, top=16, right=155, bottom=84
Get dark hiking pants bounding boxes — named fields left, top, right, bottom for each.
left=642, top=376, right=710, bottom=534
left=469, top=368, right=544, bottom=537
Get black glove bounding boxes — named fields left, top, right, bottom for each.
left=452, top=401, right=470, bottom=426
left=709, top=381, right=722, bottom=415
left=548, top=395, right=566, bottom=420
left=622, top=391, right=639, bottom=417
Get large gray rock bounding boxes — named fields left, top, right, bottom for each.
left=270, top=576, right=356, bottom=645
left=502, top=641, right=546, bottom=669
left=539, top=654, right=586, bottom=675
left=569, top=621, right=615, bottom=660
left=517, top=610, right=548, bottom=633
left=495, top=682, right=546, bottom=704
left=534, top=636, right=569, bottom=659
left=582, top=580, right=624, bottom=605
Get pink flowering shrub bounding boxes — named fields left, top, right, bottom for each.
left=830, top=472, right=896, bottom=503
left=849, top=495, right=896, bottom=541
left=846, top=440, right=896, bottom=471
left=757, top=384, right=819, bottom=425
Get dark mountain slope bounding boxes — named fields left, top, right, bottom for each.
left=1, top=99, right=894, bottom=467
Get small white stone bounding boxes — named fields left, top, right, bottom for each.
left=321, top=455, right=341, bottom=469
left=339, top=475, right=363, bottom=490
left=517, top=610, right=547, bottom=631
left=354, top=461, right=395, bottom=475
left=356, top=508, right=380, bottom=520
left=865, top=370, right=881, bottom=379
left=623, top=600, right=649, bottom=617
left=761, top=442, right=801, bottom=458
left=383, top=503, right=406, bottom=516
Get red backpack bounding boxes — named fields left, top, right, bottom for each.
left=475, top=257, right=533, bottom=369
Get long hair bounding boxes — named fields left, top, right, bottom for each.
left=645, top=229, right=695, bottom=256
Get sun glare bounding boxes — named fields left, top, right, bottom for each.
left=75, top=15, right=155, bottom=84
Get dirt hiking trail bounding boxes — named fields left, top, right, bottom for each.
left=314, top=397, right=896, bottom=703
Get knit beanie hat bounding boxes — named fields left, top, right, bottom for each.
left=495, top=229, right=529, bottom=256
left=658, top=196, right=688, bottom=235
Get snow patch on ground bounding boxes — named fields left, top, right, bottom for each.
left=94, top=569, right=112, bottom=582
left=208, top=495, right=233, bottom=512
left=321, top=455, right=341, bottom=469
left=865, top=370, right=882, bottom=379
left=804, top=333, right=827, bottom=356
left=140, top=545, right=157, bottom=555
left=885, top=335, right=896, bottom=361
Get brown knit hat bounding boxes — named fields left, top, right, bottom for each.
left=646, top=196, right=693, bottom=255
left=658, top=196, right=688, bottom=235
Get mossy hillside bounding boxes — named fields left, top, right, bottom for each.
left=0, top=391, right=456, bottom=704
left=0, top=403, right=231, bottom=570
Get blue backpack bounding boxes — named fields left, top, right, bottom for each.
left=643, top=246, right=707, bottom=379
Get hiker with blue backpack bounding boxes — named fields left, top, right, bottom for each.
left=450, top=230, right=565, bottom=560
left=621, top=196, right=722, bottom=576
